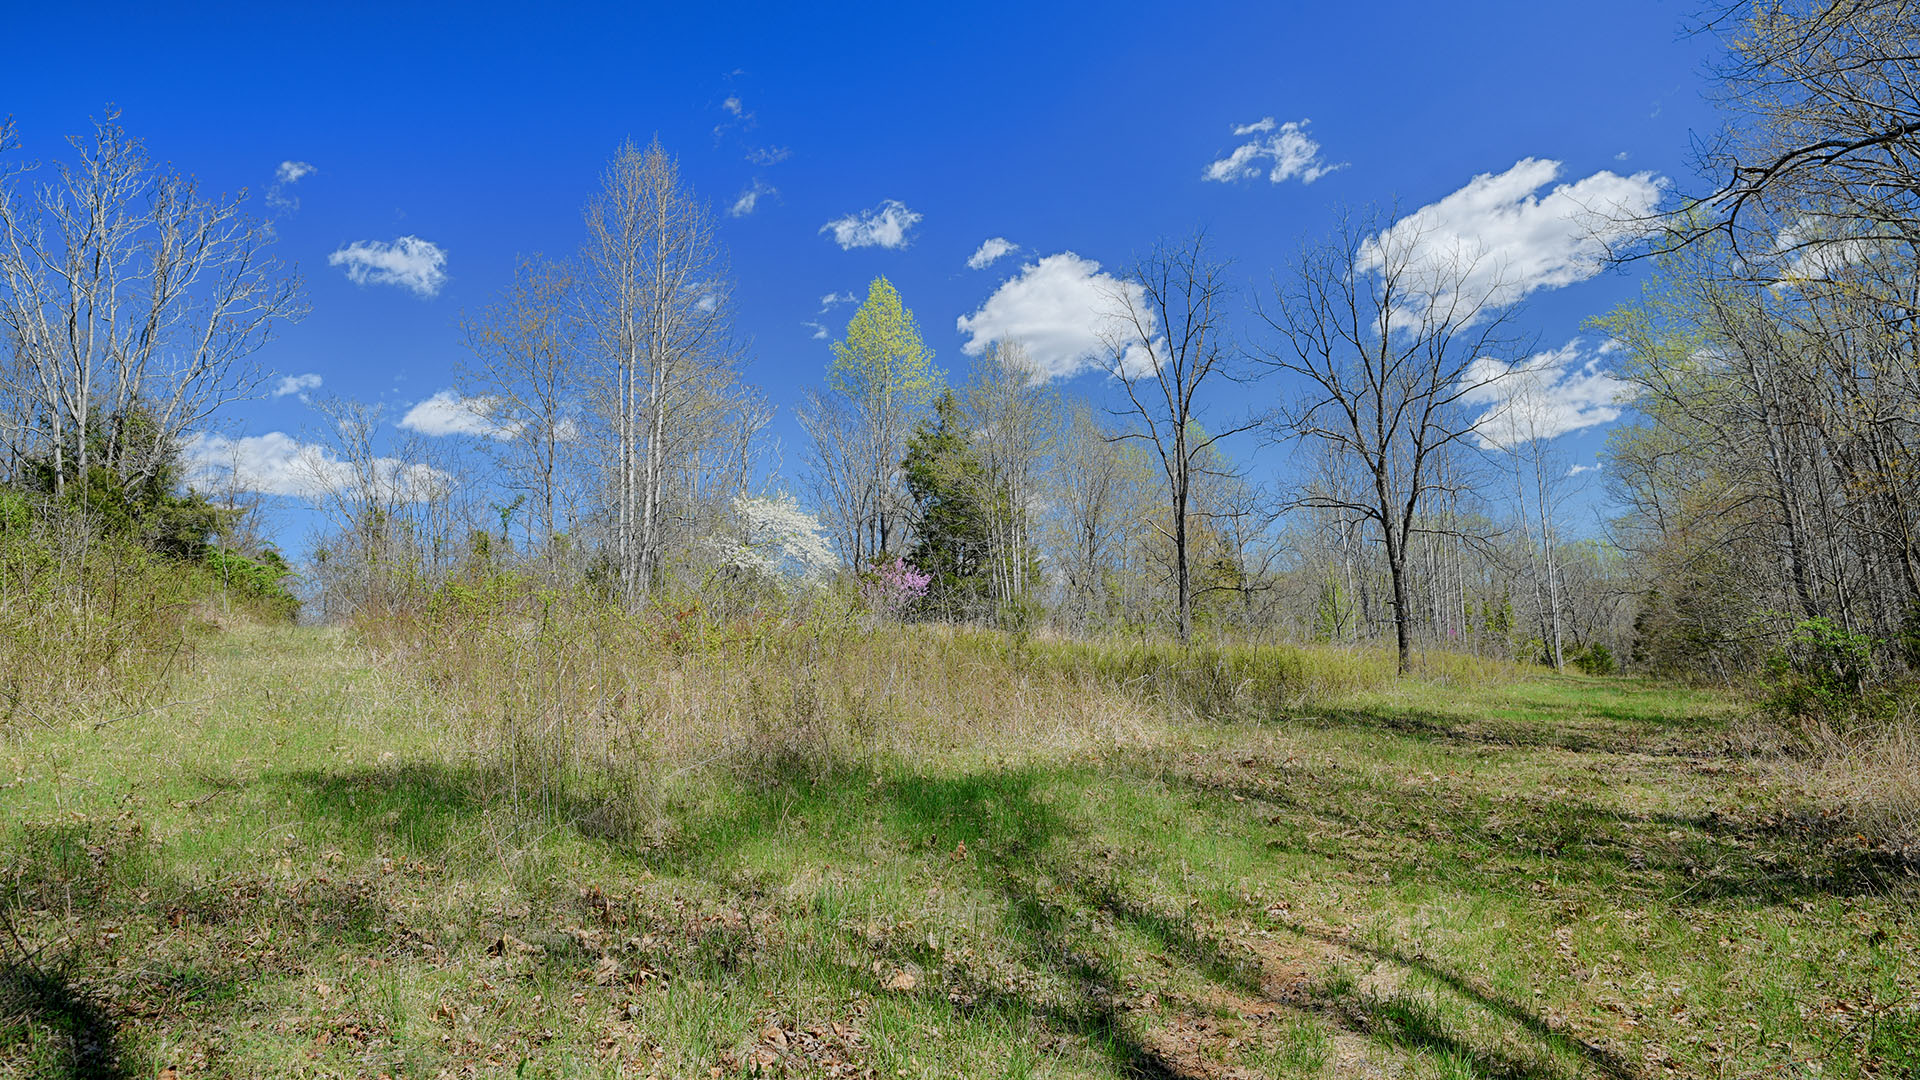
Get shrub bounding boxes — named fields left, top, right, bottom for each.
left=1569, top=643, right=1616, bottom=676
left=1762, top=617, right=1884, bottom=722
left=0, top=507, right=199, bottom=729
left=204, top=547, right=300, bottom=622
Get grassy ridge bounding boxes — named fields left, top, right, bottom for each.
left=1, top=615, right=1916, bottom=1078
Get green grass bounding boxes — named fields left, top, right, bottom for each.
left=2, top=622, right=1915, bottom=1078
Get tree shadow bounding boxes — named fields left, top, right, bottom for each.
left=1275, top=919, right=1641, bottom=1080
left=0, top=958, right=127, bottom=1080
left=1149, top=748, right=1906, bottom=906
left=1295, top=703, right=1712, bottom=757
left=225, top=756, right=1716, bottom=1079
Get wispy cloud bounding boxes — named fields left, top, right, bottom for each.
left=818, top=291, right=855, bottom=312
left=820, top=199, right=921, bottom=250
left=1204, top=118, right=1343, bottom=184
left=803, top=320, right=829, bottom=340
left=328, top=235, right=448, bottom=298
left=747, top=146, right=791, bottom=166
left=399, top=390, right=523, bottom=439
left=267, top=160, right=316, bottom=210
left=730, top=178, right=778, bottom=217
left=270, top=373, right=322, bottom=400
left=967, top=237, right=1016, bottom=270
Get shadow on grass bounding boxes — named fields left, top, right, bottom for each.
left=248, top=757, right=1669, bottom=1079
left=0, top=958, right=126, bottom=1080
left=644, top=767, right=1190, bottom=1078
left=1277, top=920, right=1640, bottom=1080
left=1150, top=744, right=1906, bottom=906
left=1297, top=702, right=1713, bottom=757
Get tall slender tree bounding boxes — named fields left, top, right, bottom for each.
left=0, top=112, right=306, bottom=499
left=580, top=137, right=745, bottom=606
left=805, top=276, right=940, bottom=567
left=1261, top=211, right=1520, bottom=674
left=1098, top=234, right=1251, bottom=643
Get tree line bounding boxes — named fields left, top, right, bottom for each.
left=2, top=2, right=1912, bottom=698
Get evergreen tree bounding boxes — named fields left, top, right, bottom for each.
left=901, top=391, right=993, bottom=614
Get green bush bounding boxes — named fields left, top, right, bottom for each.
left=1569, top=643, right=1616, bottom=676
left=1761, top=616, right=1886, bottom=722
left=204, top=547, right=300, bottom=622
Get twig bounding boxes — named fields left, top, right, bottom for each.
left=92, top=695, right=217, bottom=731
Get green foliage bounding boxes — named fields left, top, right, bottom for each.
left=0, top=489, right=27, bottom=534
left=204, top=547, right=299, bottom=622
left=1762, top=616, right=1887, bottom=722
left=1481, top=593, right=1513, bottom=640
left=828, top=276, right=941, bottom=414
left=1569, top=642, right=1616, bottom=676
left=17, top=406, right=236, bottom=560
left=902, top=391, right=993, bottom=612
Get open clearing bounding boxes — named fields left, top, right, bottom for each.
left=3, top=623, right=1915, bottom=1079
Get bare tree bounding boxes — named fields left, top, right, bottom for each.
left=1486, top=389, right=1580, bottom=670
left=798, top=387, right=870, bottom=569
left=458, top=255, right=584, bottom=570
left=1682, top=0, right=1920, bottom=265
left=0, top=111, right=306, bottom=498
left=301, top=396, right=454, bottom=614
left=1260, top=212, right=1519, bottom=674
left=1098, top=234, right=1252, bottom=643
left=1047, top=400, right=1140, bottom=629
left=581, top=137, right=743, bottom=606
left=962, top=340, right=1055, bottom=608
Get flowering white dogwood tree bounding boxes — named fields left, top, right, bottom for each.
left=715, top=493, right=836, bottom=584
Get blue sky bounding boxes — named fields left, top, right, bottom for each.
left=10, top=0, right=1722, bottom=550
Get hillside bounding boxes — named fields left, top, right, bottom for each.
left=4, top=620, right=1913, bottom=1079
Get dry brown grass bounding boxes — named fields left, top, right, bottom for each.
left=1767, top=704, right=1920, bottom=855
left=352, top=579, right=1434, bottom=826
left=355, top=588, right=1187, bottom=823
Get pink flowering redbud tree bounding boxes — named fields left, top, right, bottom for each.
left=861, top=557, right=930, bottom=618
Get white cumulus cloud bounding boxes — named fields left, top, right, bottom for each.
left=276, top=160, right=315, bottom=184
left=955, top=252, right=1152, bottom=382
left=1358, top=158, right=1665, bottom=316
left=1458, top=339, right=1633, bottom=449
left=967, top=237, right=1017, bottom=270
left=1204, top=118, right=1343, bottom=184
left=820, top=199, right=921, bottom=250
left=270, top=373, right=322, bottom=399
left=182, top=432, right=450, bottom=501
left=328, top=235, right=449, bottom=298
left=399, top=390, right=523, bottom=439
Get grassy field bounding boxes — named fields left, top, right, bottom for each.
left=2, top=619, right=1916, bottom=1079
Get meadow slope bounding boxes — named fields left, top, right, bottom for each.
left=2, top=621, right=1915, bottom=1079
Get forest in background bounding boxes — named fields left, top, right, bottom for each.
left=2, top=4, right=1920, bottom=1077
left=5, top=3, right=1916, bottom=706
